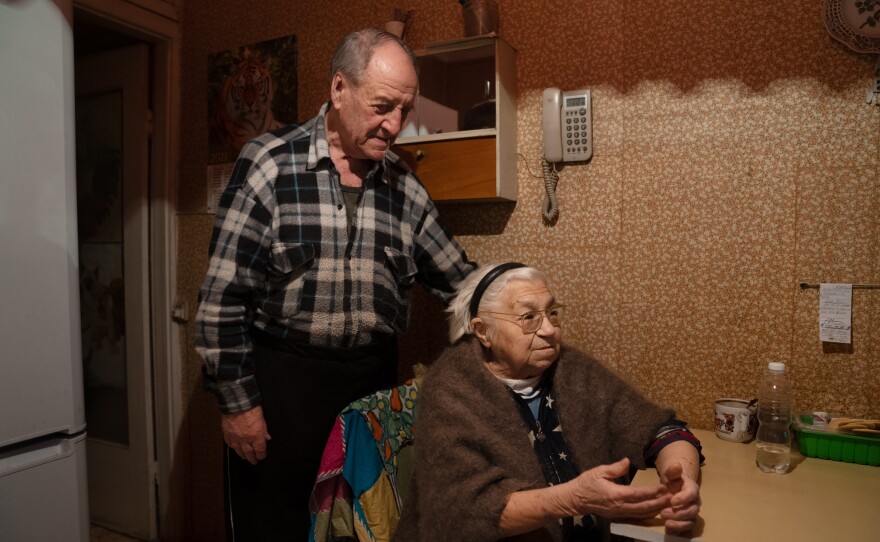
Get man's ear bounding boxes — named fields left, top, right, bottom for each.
left=330, top=73, right=346, bottom=109
left=472, top=318, right=491, bottom=348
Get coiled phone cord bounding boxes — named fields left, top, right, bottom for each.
left=541, top=157, right=559, bottom=222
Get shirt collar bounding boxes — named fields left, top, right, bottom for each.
left=307, top=102, right=332, bottom=170
left=307, top=102, right=394, bottom=186
left=495, top=373, right=545, bottom=400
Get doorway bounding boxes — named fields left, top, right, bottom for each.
left=75, top=42, right=155, bottom=540
left=72, top=4, right=181, bottom=540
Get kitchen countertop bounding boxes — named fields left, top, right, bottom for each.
left=610, top=428, right=880, bottom=542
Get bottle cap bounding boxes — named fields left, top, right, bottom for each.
left=768, top=361, right=785, bottom=372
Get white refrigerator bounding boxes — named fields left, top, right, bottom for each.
left=0, top=2, right=91, bottom=541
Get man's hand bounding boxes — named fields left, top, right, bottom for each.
left=221, top=406, right=271, bottom=465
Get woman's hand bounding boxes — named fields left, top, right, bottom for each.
left=500, top=457, right=672, bottom=537
left=655, top=441, right=702, bottom=534
left=657, top=460, right=701, bottom=533
left=563, top=457, right=672, bottom=519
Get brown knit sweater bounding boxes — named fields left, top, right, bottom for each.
left=394, top=339, right=675, bottom=542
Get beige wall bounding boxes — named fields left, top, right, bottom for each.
left=176, top=1, right=879, bottom=539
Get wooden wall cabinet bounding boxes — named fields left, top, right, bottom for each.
left=394, top=35, right=517, bottom=202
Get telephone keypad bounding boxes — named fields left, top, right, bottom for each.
left=562, top=105, right=591, bottom=161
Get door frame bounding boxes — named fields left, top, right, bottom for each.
left=73, top=1, right=182, bottom=539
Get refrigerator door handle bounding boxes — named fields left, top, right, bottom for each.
left=0, top=433, right=85, bottom=478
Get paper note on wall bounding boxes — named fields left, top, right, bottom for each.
left=819, top=283, right=852, bottom=343
left=206, top=162, right=235, bottom=215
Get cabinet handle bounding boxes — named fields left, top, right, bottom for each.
left=415, top=150, right=425, bottom=161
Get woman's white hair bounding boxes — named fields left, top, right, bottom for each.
left=447, top=263, right=549, bottom=342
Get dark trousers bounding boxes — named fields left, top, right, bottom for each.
left=224, top=331, right=397, bottom=542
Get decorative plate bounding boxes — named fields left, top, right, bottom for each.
left=824, top=0, right=880, bottom=53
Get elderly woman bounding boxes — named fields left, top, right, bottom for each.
left=394, top=263, right=702, bottom=541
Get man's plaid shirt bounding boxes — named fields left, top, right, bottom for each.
left=196, top=105, right=476, bottom=413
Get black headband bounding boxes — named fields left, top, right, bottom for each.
left=469, top=262, right=527, bottom=318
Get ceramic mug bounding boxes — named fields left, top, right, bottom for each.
left=714, top=398, right=757, bottom=442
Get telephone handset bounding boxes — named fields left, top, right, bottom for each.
left=542, top=87, right=592, bottom=163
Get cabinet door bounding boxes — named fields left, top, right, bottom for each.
left=396, top=137, right=496, bottom=201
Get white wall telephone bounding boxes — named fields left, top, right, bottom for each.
left=540, top=87, right=592, bottom=222
left=542, top=87, right=592, bottom=163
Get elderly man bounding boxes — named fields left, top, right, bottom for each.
left=196, top=28, right=476, bottom=540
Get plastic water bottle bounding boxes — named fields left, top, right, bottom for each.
left=756, top=361, right=793, bottom=474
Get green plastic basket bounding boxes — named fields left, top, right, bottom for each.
left=795, top=426, right=880, bottom=466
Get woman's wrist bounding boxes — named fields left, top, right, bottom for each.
left=500, top=483, right=575, bottom=536
left=542, top=480, right=580, bottom=518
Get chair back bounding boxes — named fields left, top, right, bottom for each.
left=309, top=371, right=423, bottom=542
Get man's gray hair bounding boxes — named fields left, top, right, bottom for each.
left=447, top=263, right=549, bottom=343
left=329, top=27, right=417, bottom=86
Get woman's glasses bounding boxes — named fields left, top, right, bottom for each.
left=480, top=305, right=564, bottom=334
